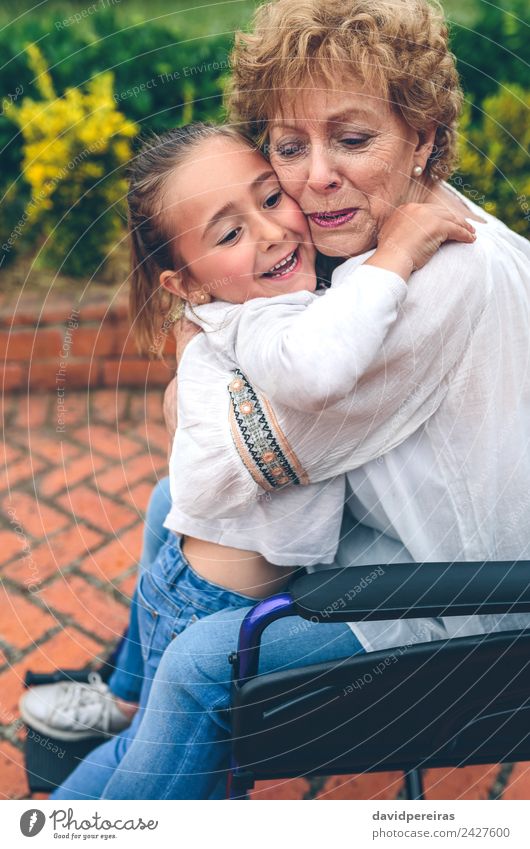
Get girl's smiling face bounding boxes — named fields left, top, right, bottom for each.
left=160, top=136, right=316, bottom=304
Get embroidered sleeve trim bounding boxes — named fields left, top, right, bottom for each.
left=227, top=369, right=309, bottom=491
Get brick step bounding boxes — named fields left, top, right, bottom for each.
left=0, top=288, right=176, bottom=392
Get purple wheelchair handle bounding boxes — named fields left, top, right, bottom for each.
left=229, top=592, right=297, bottom=798
left=235, top=593, right=297, bottom=681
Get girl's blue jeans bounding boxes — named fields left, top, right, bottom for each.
left=51, top=478, right=365, bottom=800
left=107, top=477, right=172, bottom=702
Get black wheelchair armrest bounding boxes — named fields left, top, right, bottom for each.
left=290, top=561, right=530, bottom=622
left=231, top=560, right=530, bottom=681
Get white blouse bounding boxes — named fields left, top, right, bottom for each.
left=164, top=263, right=407, bottom=566
left=166, top=188, right=530, bottom=653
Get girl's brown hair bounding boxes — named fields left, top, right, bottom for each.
left=127, top=122, right=254, bottom=357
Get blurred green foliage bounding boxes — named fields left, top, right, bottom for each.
left=0, top=8, right=232, bottom=271
left=450, top=0, right=529, bottom=234
left=5, top=44, right=139, bottom=275
left=0, top=1, right=527, bottom=275
left=457, top=85, right=530, bottom=236
left=451, top=0, right=529, bottom=106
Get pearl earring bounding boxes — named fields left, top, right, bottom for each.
left=198, top=293, right=206, bottom=302
left=413, top=165, right=423, bottom=177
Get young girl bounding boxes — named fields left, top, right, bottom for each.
left=42, top=122, right=473, bottom=791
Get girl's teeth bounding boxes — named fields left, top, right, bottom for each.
left=266, top=251, right=297, bottom=277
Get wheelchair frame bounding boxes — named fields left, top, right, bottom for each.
left=228, top=561, right=530, bottom=800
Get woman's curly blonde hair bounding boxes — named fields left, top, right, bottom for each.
left=227, top=0, right=463, bottom=181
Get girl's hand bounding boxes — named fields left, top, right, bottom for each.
left=164, top=316, right=202, bottom=454
left=174, top=315, right=201, bottom=366
left=163, top=377, right=178, bottom=451
left=367, top=203, right=476, bottom=279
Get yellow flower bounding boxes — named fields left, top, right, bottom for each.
left=25, top=44, right=56, bottom=100
left=4, top=42, right=140, bottom=275
left=113, top=140, right=131, bottom=162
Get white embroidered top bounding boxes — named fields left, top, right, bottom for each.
left=166, top=187, right=530, bottom=653
left=164, top=263, right=408, bottom=566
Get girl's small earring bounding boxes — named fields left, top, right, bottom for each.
left=413, top=165, right=423, bottom=177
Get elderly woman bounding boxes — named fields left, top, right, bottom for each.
left=51, top=0, right=529, bottom=799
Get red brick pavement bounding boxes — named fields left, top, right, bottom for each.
left=1, top=389, right=529, bottom=800
left=1, top=389, right=167, bottom=800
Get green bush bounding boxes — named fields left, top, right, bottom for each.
left=455, top=84, right=530, bottom=237
left=0, top=4, right=526, bottom=275
left=0, top=160, right=30, bottom=271
left=451, top=0, right=529, bottom=113
left=0, top=59, right=32, bottom=266
left=5, top=44, right=139, bottom=277
left=0, top=9, right=231, bottom=271
left=0, top=8, right=231, bottom=170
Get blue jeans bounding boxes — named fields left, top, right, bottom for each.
left=51, top=532, right=265, bottom=800
left=108, top=477, right=172, bottom=702
left=52, top=476, right=365, bottom=800
left=54, top=605, right=364, bottom=799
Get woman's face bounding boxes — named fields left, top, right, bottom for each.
left=268, top=78, right=432, bottom=257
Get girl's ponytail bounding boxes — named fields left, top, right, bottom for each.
left=128, top=219, right=179, bottom=358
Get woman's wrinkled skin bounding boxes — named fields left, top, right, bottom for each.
left=268, top=80, right=449, bottom=258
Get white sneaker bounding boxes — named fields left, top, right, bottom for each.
left=19, top=672, right=134, bottom=741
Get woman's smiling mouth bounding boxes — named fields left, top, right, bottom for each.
left=261, top=248, right=300, bottom=279
left=309, top=208, right=358, bottom=228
